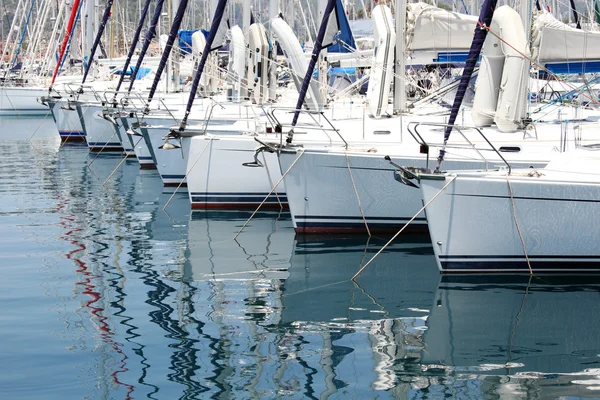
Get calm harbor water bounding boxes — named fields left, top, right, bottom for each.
left=2, top=117, right=600, bottom=399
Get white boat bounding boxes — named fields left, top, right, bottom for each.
left=277, top=5, right=600, bottom=234
left=420, top=148, right=600, bottom=273
left=0, top=86, right=51, bottom=116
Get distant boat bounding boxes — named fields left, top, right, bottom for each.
left=420, top=148, right=600, bottom=273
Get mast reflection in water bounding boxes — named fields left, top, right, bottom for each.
left=2, top=118, right=600, bottom=399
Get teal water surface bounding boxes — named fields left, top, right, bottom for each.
left=2, top=117, right=600, bottom=399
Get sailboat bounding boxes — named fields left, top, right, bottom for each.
left=419, top=146, right=600, bottom=273
left=275, top=2, right=600, bottom=234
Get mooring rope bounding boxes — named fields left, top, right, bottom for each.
left=234, top=149, right=305, bottom=240
left=506, top=174, right=533, bottom=275
left=263, top=151, right=283, bottom=210
left=345, top=150, right=371, bottom=237
left=352, top=175, right=457, bottom=281
left=163, top=137, right=213, bottom=210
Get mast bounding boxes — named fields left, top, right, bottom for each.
left=289, top=0, right=337, bottom=131
left=435, top=0, right=498, bottom=171
left=49, top=0, right=83, bottom=90
left=113, top=0, right=152, bottom=98
left=178, top=0, right=229, bottom=130
left=144, top=0, right=189, bottom=110
left=80, top=0, right=114, bottom=89
left=127, top=0, right=166, bottom=94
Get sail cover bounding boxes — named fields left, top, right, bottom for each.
left=406, top=3, right=478, bottom=52
left=327, top=0, right=356, bottom=53
left=532, top=12, right=600, bottom=65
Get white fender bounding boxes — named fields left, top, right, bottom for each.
left=247, top=23, right=270, bottom=104
left=228, top=25, right=246, bottom=99
left=472, top=5, right=529, bottom=132
left=471, top=24, right=504, bottom=127
left=367, top=5, right=395, bottom=118
left=493, top=6, right=529, bottom=132
left=271, top=17, right=322, bottom=110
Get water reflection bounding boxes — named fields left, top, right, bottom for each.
left=8, top=125, right=600, bottom=399
left=422, top=275, right=600, bottom=398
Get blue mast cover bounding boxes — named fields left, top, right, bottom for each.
left=291, top=0, right=337, bottom=128
left=328, top=0, right=356, bottom=53
left=436, top=0, right=498, bottom=169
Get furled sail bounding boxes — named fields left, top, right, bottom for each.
left=366, top=4, right=395, bottom=118
left=271, top=17, right=322, bottom=110
left=531, top=12, right=600, bottom=73
left=472, top=6, right=529, bottom=132
left=291, top=0, right=337, bottom=128
left=436, top=0, right=498, bottom=170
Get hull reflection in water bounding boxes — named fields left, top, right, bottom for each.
left=423, top=275, right=600, bottom=397
left=183, top=211, right=294, bottom=281
left=279, top=234, right=439, bottom=395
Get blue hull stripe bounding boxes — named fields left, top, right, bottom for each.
left=137, top=156, right=153, bottom=160
left=297, top=215, right=427, bottom=222
left=161, top=174, right=186, bottom=180
left=441, top=261, right=600, bottom=272
left=189, top=192, right=287, bottom=204
left=440, top=255, right=600, bottom=272
left=59, top=130, right=85, bottom=137
left=190, top=192, right=287, bottom=196
left=88, top=142, right=122, bottom=147
left=440, top=255, right=600, bottom=260
left=298, top=221, right=425, bottom=229
left=191, top=195, right=288, bottom=203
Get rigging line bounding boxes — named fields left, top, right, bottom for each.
left=352, top=175, right=457, bottom=281
left=483, top=23, right=600, bottom=105
left=162, top=137, right=212, bottom=211
left=87, top=129, right=119, bottom=168
left=507, top=273, right=533, bottom=374
left=345, top=150, right=371, bottom=237
left=234, top=149, right=305, bottom=240
left=102, top=135, right=145, bottom=187
left=506, top=174, right=533, bottom=275
left=262, top=151, right=283, bottom=210
left=27, top=108, right=53, bottom=142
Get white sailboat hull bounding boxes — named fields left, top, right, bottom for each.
left=0, top=87, right=50, bottom=116
left=421, top=159, right=600, bottom=273
left=184, top=135, right=286, bottom=209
